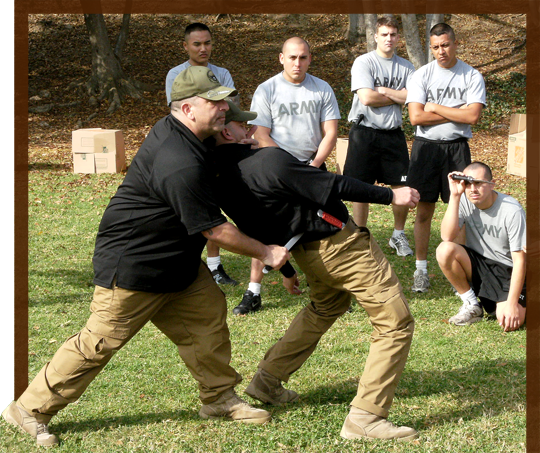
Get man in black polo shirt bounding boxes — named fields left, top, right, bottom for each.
left=210, top=103, right=421, bottom=442
left=3, top=67, right=289, bottom=447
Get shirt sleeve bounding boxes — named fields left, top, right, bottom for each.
left=405, top=68, right=427, bottom=105
left=165, top=67, right=180, bottom=105
left=249, top=84, right=273, bottom=128
left=320, top=84, right=341, bottom=122
left=220, top=69, right=235, bottom=89
left=351, top=56, right=375, bottom=92
left=331, top=174, right=393, bottom=205
left=466, top=70, right=487, bottom=107
left=404, top=64, right=415, bottom=90
left=506, top=206, right=527, bottom=251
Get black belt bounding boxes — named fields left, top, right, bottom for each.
left=353, top=124, right=402, bottom=133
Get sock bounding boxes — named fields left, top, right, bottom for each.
left=416, top=260, right=427, bottom=274
left=459, top=288, right=480, bottom=306
left=248, top=282, right=261, bottom=295
left=392, top=229, right=404, bottom=238
left=207, top=256, right=221, bottom=272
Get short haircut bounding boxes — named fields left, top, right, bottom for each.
left=170, top=95, right=200, bottom=113
left=465, top=161, right=493, bottom=180
left=184, top=23, right=211, bottom=40
left=430, top=23, right=455, bottom=41
left=282, top=37, right=311, bottom=54
left=376, top=15, right=399, bottom=32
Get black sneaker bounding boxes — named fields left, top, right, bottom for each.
left=211, top=264, right=238, bottom=286
left=233, top=290, right=262, bottom=315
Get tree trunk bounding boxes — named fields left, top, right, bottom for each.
left=84, top=14, right=144, bottom=114
left=364, top=14, right=378, bottom=52
left=347, top=14, right=365, bottom=44
left=425, top=14, right=445, bottom=62
left=114, top=14, right=131, bottom=61
left=401, top=14, right=426, bottom=69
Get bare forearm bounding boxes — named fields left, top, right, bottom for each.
left=377, top=87, right=407, bottom=105
left=507, top=251, right=526, bottom=306
left=425, top=102, right=483, bottom=125
left=203, top=221, right=266, bottom=261
left=408, top=103, right=448, bottom=126
left=357, top=89, right=394, bottom=108
left=440, top=195, right=462, bottom=241
left=253, top=126, right=278, bottom=148
left=310, top=121, right=338, bottom=168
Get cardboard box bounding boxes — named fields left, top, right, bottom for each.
left=335, top=138, right=349, bottom=175
left=72, top=129, right=126, bottom=174
left=507, top=114, right=526, bottom=177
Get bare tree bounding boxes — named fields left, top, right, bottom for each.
left=401, top=14, right=426, bottom=69
left=114, top=14, right=131, bottom=61
left=83, top=14, right=155, bottom=114
left=347, top=14, right=365, bottom=44
left=425, top=14, right=444, bottom=62
left=364, top=14, right=378, bottom=52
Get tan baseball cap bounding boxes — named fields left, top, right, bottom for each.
left=170, top=66, right=238, bottom=104
left=225, top=100, right=258, bottom=124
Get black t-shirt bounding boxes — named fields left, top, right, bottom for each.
left=213, top=145, right=393, bottom=245
left=93, top=115, right=226, bottom=293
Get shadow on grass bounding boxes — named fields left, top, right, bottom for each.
left=269, top=357, right=525, bottom=427
left=52, top=408, right=200, bottom=434
left=29, top=267, right=95, bottom=306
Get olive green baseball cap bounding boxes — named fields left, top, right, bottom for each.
left=225, top=100, right=258, bottom=124
left=170, top=66, right=238, bottom=104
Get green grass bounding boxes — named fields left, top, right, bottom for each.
left=1, top=167, right=526, bottom=453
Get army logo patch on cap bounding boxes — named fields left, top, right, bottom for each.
left=207, top=71, right=219, bottom=84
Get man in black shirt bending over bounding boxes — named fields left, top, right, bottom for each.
left=210, top=102, right=421, bottom=442
left=3, top=68, right=290, bottom=447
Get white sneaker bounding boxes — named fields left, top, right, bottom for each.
left=389, top=233, right=413, bottom=256
left=411, top=270, right=430, bottom=293
left=449, top=304, right=484, bottom=326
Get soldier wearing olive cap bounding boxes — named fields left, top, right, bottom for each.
left=2, top=66, right=290, bottom=446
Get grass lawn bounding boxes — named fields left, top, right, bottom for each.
left=1, top=166, right=526, bottom=453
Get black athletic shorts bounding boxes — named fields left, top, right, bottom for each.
left=343, top=124, right=409, bottom=186
left=407, top=136, right=471, bottom=203
left=463, top=245, right=526, bottom=312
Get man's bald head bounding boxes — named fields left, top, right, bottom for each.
left=281, top=37, right=311, bottom=54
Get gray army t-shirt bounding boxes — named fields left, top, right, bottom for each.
left=406, top=59, right=486, bottom=140
left=249, top=72, right=341, bottom=162
left=459, top=191, right=526, bottom=267
left=348, top=50, right=414, bottom=129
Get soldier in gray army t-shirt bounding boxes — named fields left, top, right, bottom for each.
left=343, top=15, right=415, bottom=258
left=406, top=22, right=486, bottom=294
left=233, top=37, right=341, bottom=317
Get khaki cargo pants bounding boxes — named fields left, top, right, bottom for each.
left=259, top=219, right=414, bottom=418
left=18, top=262, right=241, bottom=423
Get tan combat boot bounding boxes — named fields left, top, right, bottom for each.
left=245, top=368, right=299, bottom=406
left=2, top=401, right=59, bottom=447
left=340, top=407, right=418, bottom=442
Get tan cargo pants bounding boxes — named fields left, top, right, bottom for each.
left=18, top=262, right=241, bottom=423
left=259, top=219, right=414, bottom=418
